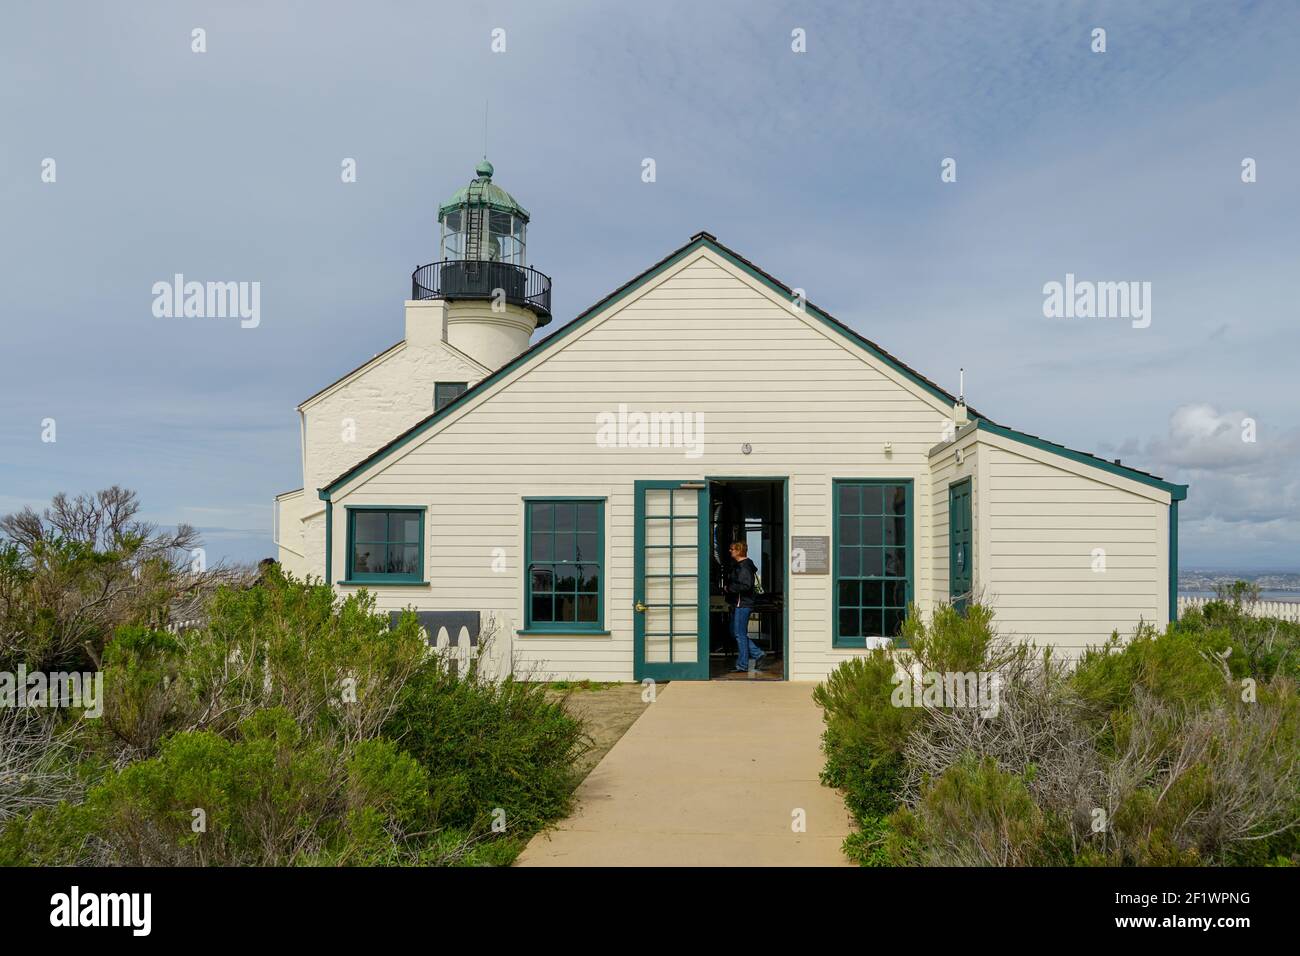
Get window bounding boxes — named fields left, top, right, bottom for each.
left=346, top=508, right=424, bottom=583
left=525, top=499, right=604, bottom=631
left=434, top=382, right=468, bottom=411
left=833, top=480, right=912, bottom=646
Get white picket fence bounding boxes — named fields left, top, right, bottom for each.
left=1177, top=596, right=1300, bottom=622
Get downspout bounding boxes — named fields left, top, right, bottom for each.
left=1168, top=499, right=1179, bottom=624
left=319, top=489, right=332, bottom=585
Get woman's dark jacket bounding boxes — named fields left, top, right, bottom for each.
left=725, top=558, right=758, bottom=609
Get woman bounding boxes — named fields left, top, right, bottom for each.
left=724, top=541, right=765, bottom=672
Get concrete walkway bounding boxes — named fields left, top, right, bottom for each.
left=516, top=681, right=853, bottom=866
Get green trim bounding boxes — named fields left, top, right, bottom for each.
left=323, top=497, right=333, bottom=585
left=975, top=420, right=1188, bottom=499
left=948, top=478, right=973, bottom=612
left=320, top=234, right=973, bottom=497
left=633, top=480, right=709, bottom=681
left=523, top=497, right=606, bottom=633
left=1169, top=500, right=1179, bottom=624
left=344, top=506, right=426, bottom=584
left=832, top=479, right=915, bottom=649
left=338, top=580, right=430, bottom=587
left=517, top=629, right=611, bottom=637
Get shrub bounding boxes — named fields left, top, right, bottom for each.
left=384, top=649, right=590, bottom=836
left=816, top=602, right=1300, bottom=867
left=884, top=755, right=1055, bottom=866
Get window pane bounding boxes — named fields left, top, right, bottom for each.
left=577, top=502, right=600, bottom=532
left=838, top=606, right=859, bottom=638
left=864, top=517, right=883, bottom=546
left=555, top=593, right=577, bottom=622
left=884, top=547, right=907, bottom=577
left=862, top=608, right=884, bottom=637
left=864, top=580, right=884, bottom=608
left=353, top=512, right=386, bottom=542
left=392, top=545, right=420, bottom=575
left=555, top=569, right=577, bottom=592
left=837, top=579, right=859, bottom=607
left=555, top=503, right=576, bottom=533
left=554, top=535, right=576, bottom=562
left=531, top=593, right=553, bottom=623
left=392, top=512, right=421, bottom=543
left=577, top=594, right=598, bottom=623
left=885, top=516, right=906, bottom=545
left=575, top=532, right=599, bottom=562
left=838, top=484, right=861, bottom=515
left=862, top=548, right=884, bottom=577
left=530, top=532, right=553, bottom=561
left=577, top=564, right=599, bottom=592
left=883, top=608, right=904, bottom=637
left=885, top=580, right=907, bottom=607
left=839, top=547, right=860, bottom=577
left=839, top=515, right=860, bottom=546
left=530, top=502, right=553, bottom=532
left=531, top=567, right=554, bottom=593
left=352, top=542, right=382, bottom=574
left=886, top=486, right=908, bottom=515
left=861, top=485, right=884, bottom=515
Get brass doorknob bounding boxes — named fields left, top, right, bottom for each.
left=634, top=602, right=648, bottom=613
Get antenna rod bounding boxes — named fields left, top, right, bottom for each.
left=959, top=367, right=965, bottom=403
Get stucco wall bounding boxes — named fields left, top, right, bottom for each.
left=301, top=336, right=487, bottom=495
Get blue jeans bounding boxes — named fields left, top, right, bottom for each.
left=732, top=606, right=763, bottom=669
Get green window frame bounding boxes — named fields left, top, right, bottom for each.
left=833, top=479, right=913, bottom=647
left=434, top=382, right=468, bottom=411
left=524, top=498, right=605, bottom=632
left=344, top=506, right=426, bottom=584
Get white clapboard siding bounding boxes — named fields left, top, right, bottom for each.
left=981, top=442, right=1166, bottom=656
left=331, top=248, right=954, bottom=681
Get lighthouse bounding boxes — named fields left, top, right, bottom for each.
left=409, top=159, right=552, bottom=370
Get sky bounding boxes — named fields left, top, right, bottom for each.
left=2, top=0, right=1298, bottom=571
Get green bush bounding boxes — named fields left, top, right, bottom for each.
left=883, top=755, right=1056, bottom=866
left=816, top=602, right=1300, bottom=868
left=2, top=569, right=593, bottom=866
left=384, top=655, right=589, bottom=836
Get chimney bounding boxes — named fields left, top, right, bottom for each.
left=405, top=298, right=447, bottom=349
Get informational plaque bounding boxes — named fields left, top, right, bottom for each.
left=790, top=535, right=830, bottom=574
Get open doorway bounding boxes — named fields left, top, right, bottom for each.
left=707, top=478, right=786, bottom=681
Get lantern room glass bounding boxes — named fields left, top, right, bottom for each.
left=440, top=208, right=527, bottom=266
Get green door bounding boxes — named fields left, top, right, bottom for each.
left=633, top=480, right=708, bottom=681
left=949, top=478, right=973, bottom=611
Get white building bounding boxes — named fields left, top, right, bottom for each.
left=274, top=162, right=1187, bottom=682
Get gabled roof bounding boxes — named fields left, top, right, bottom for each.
left=318, top=232, right=1186, bottom=503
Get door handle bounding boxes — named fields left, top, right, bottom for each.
left=634, top=602, right=648, bottom=613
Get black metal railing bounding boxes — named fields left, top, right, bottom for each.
left=411, top=259, right=552, bottom=322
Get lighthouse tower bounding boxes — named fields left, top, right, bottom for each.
left=409, top=159, right=552, bottom=370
